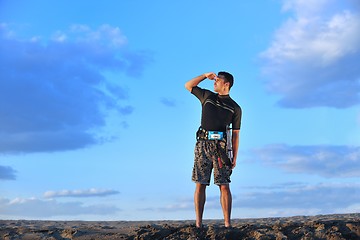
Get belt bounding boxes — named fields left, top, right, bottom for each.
left=196, top=128, right=226, bottom=141
left=196, top=127, right=232, bottom=167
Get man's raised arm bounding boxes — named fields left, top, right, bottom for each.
left=185, top=72, right=217, bottom=92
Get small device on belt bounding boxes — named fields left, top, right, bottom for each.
left=207, top=131, right=224, bottom=140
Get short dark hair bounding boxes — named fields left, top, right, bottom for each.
left=218, top=71, right=234, bottom=89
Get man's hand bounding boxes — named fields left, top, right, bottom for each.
left=231, top=160, right=236, bottom=169
left=204, top=72, right=217, bottom=80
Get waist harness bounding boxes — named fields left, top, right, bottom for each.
left=196, top=127, right=226, bottom=141
left=196, top=127, right=232, bottom=167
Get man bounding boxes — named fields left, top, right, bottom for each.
left=185, top=71, right=242, bottom=228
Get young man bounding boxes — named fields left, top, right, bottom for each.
left=185, top=71, right=242, bottom=228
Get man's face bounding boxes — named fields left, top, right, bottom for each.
left=214, top=75, right=227, bottom=93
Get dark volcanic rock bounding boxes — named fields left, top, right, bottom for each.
left=0, top=213, right=359, bottom=240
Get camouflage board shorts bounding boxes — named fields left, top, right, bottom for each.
left=192, top=140, right=232, bottom=186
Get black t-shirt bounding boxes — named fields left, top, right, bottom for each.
left=191, top=86, right=242, bottom=132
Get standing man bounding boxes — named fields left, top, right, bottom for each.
left=185, top=72, right=242, bottom=228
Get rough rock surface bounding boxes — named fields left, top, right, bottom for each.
left=1, top=213, right=359, bottom=239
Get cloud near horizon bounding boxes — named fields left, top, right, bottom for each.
left=234, top=183, right=360, bottom=210
left=44, top=188, right=120, bottom=198
left=155, top=182, right=360, bottom=217
left=261, top=0, right=360, bottom=108
left=0, top=197, right=120, bottom=218
left=0, top=24, right=152, bottom=154
left=251, top=144, right=360, bottom=178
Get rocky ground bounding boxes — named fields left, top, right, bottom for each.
left=1, top=213, right=359, bottom=239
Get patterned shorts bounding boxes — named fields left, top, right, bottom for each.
left=192, top=140, right=232, bottom=186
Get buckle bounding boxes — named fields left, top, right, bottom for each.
left=208, top=131, right=224, bottom=140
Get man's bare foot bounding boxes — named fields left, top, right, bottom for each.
left=195, top=222, right=203, bottom=228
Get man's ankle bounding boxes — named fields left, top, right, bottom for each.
left=225, top=221, right=231, bottom=228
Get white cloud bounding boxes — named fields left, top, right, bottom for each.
left=282, top=0, right=331, bottom=17
left=52, top=24, right=128, bottom=48
left=251, top=144, right=360, bottom=177
left=261, top=0, right=360, bottom=108
left=0, top=197, right=120, bottom=218
left=44, top=188, right=120, bottom=198
left=0, top=24, right=152, bottom=154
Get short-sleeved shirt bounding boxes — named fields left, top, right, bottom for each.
left=191, top=86, right=242, bottom=132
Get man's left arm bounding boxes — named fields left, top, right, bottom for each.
left=231, top=130, right=240, bottom=169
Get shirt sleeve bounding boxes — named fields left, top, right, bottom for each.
left=232, top=106, right=242, bottom=130
left=191, top=86, right=212, bottom=104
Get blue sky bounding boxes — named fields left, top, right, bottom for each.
left=0, top=0, right=360, bottom=221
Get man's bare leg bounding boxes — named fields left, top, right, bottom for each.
left=194, top=183, right=206, bottom=228
left=219, top=184, right=232, bottom=227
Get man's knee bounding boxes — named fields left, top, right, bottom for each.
left=219, top=184, right=231, bottom=193
left=195, top=183, right=207, bottom=193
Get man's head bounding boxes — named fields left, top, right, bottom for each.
left=214, top=71, right=234, bottom=94
left=218, top=71, right=234, bottom=89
